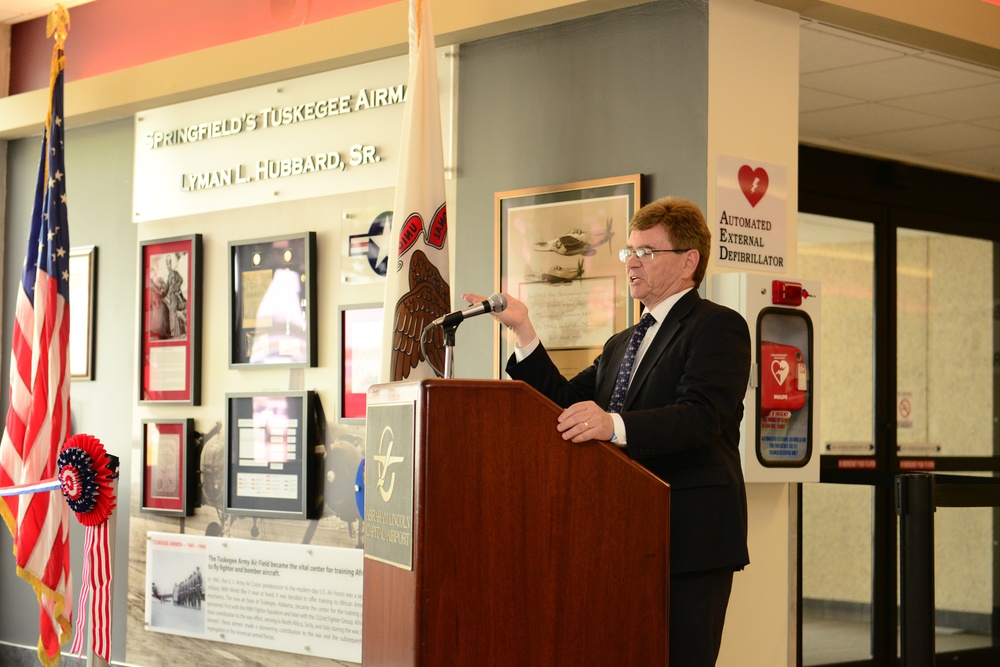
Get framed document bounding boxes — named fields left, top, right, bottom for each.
left=340, top=304, right=384, bottom=422
left=495, top=175, right=640, bottom=378
left=69, top=245, right=97, bottom=380
left=229, top=232, right=317, bottom=368
left=138, top=235, right=202, bottom=404
left=224, top=391, right=318, bottom=519
left=141, top=418, right=196, bottom=516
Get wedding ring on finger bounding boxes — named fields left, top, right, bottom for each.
left=584, top=421, right=590, bottom=430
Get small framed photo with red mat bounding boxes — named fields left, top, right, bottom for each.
left=141, top=418, right=196, bottom=516
left=340, top=303, right=384, bottom=422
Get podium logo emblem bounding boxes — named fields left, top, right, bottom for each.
left=373, top=425, right=405, bottom=502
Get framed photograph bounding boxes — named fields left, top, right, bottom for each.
left=495, top=175, right=641, bottom=378
left=229, top=232, right=317, bottom=368
left=141, top=418, right=196, bottom=516
left=340, top=304, right=384, bottom=421
left=139, top=235, right=202, bottom=404
left=224, top=391, right=318, bottom=519
left=69, top=245, right=97, bottom=380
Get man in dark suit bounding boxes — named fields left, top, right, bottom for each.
left=464, top=196, right=751, bottom=666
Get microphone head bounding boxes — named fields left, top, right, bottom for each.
left=488, top=293, right=508, bottom=313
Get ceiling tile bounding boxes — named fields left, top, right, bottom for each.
left=800, top=103, right=943, bottom=138
left=801, top=55, right=998, bottom=101
left=919, top=52, right=1000, bottom=78
left=853, top=123, right=1000, bottom=156
left=799, top=87, right=864, bottom=113
left=932, top=144, right=1000, bottom=174
left=883, top=82, right=1000, bottom=121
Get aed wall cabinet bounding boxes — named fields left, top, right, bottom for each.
left=711, top=273, right=821, bottom=483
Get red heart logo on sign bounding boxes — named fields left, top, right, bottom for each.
left=738, top=165, right=768, bottom=208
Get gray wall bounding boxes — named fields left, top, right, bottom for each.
left=1, top=118, right=135, bottom=658
left=453, top=0, right=709, bottom=379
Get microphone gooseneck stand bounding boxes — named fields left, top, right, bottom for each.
left=441, top=323, right=458, bottom=378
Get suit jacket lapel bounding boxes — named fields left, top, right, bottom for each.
left=622, top=290, right=700, bottom=411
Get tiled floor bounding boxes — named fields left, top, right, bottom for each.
left=802, top=611, right=992, bottom=665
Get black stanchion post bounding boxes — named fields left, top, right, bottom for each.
left=896, top=473, right=935, bottom=667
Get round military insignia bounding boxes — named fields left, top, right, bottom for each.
left=366, top=210, right=392, bottom=276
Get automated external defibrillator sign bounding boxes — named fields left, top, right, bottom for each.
left=711, top=273, right=820, bottom=483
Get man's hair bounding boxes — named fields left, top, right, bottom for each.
left=629, top=196, right=711, bottom=287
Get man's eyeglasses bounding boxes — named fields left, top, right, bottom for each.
left=619, top=247, right=692, bottom=262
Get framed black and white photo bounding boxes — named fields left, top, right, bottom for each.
left=139, top=235, right=202, bottom=404
left=229, top=232, right=317, bottom=368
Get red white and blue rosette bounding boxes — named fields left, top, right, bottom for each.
left=0, top=433, right=117, bottom=525
left=57, top=433, right=117, bottom=526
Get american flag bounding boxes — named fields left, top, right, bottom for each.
left=380, top=0, right=452, bottom=382
left=0, top=20, right=73, bottom=666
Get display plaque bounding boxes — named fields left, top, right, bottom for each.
left=224, top=391, right=317, bottom=519
left=363, top=401, right=415, bottom=570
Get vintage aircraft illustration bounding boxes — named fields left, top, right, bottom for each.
left=537, top=259, right=586, bottom=284
left=532, top=218, right=615, bottom=256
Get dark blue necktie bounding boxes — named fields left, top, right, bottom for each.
left=607, top=313, right=656, bottom=413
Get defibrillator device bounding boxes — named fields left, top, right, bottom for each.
left=760, top=341, right=807, bottom=412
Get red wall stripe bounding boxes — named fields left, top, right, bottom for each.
left=10, top=0, right=395, bottom=95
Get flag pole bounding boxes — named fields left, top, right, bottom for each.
left=379, top=0, right=452, bottom=384
left=0, top=2, right=74, bottom=663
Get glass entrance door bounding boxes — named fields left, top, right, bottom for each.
left=798, top=213, right=876, bottom=665
left=797, top=145, right=1000, bottom=666
left=895, top=226, right=995, bottom=655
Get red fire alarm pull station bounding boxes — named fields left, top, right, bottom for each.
left=772, top=280, right=803, bottom=306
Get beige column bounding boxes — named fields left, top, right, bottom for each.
left=708, top=1, right=801, bottom=665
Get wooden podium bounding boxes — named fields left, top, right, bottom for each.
left=362, top=379, right=670, bottom=666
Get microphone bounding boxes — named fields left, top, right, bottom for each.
left=431, top=293, right=507, bottom=328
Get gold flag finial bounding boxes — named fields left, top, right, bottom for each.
left=46, top=4, right=70, bottom=48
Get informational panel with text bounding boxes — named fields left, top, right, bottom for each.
left=145, top=532, right=363, bottom=662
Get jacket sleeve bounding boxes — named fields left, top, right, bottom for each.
left=622, top=306, right=751, bottom=462
left=505, top=342, right=603, bottom=410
